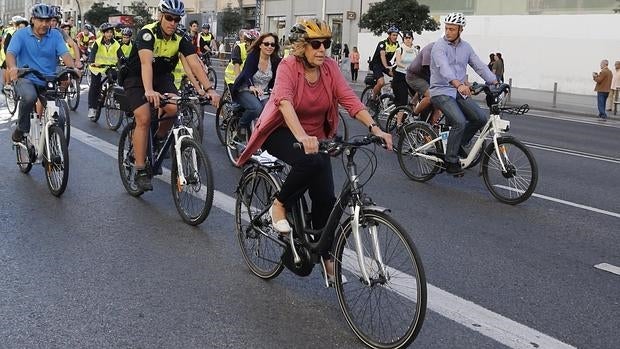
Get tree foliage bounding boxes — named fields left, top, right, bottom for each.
left=359, top=0, right=439, bottom=36
left=83, top=2, right=121, bottom=27
left=126, top=1, right=152, bottom=28
left=218, top=5, right=243, bottom=38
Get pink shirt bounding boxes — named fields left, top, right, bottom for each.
left=237, top=55, right=366, bottom=166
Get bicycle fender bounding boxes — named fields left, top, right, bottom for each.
left=362, top=205, right=391, bottom=214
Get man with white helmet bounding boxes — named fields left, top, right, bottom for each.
left=429, top=12, right=497, bottom=176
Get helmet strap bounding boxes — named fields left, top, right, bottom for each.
left=301, top=56, right=318, bottom=69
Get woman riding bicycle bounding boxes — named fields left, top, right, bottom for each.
left=231, top=32, right=281, bottom=141
left=236, top=18, right=392, bottom=278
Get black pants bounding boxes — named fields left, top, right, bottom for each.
left=351, top=63, right=359, bottom=81
left=88, top=72, right=103, bottom=109
left=263, top=128, right=336, bottom=230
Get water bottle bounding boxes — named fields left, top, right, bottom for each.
left=30, top=112, right=41, bottom=145
left=439, top=129, right=449, bottom=152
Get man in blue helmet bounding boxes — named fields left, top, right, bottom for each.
left=6, top=3, right=77, bottom=143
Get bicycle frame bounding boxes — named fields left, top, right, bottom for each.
left=146, top=97, right=199, bottom=187
left=245, top=139, right=391, bottom=287
left=412, top=112, right=511, bottom=170
left=14, top=102, right=59, bottom=163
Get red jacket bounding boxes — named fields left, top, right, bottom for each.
left=236, top=55, right=366, bottom=166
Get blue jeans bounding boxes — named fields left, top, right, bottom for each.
left=597, top=92, right=609, bottom=117
left=431, top=94, right=488, bottom=163
left=235, top=90, right=268, bottom=128
left=14, top=78, right=40, bottom=133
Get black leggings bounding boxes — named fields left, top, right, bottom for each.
left=263, top=128, right=336, bottom=230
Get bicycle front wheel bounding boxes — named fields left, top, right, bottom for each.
left=170, top=138, right=214, bottom=225
left=5, top=86, right=18, bottom=115
left=333, top=210, right=426, bottom=349
left=482, top=136, right=538, bottom=205
left=224, top=116, right=243, bottom=166
left=67, top=77, right=80, bottom=111
left=235, top=168, right=285, bottom=279
left=207, top=67, right=218, bottom=91
left=180, top=102, right=204, bottom=144
left=44, top=126, right=69, bottom=197
left=56, top=99, right=71, bottom=146
left=105, top=92, right=124, bottom=131
left=215, top=100, right=232, bottom=145
left=397, top=122, right=441, bottom=182
left=384, top=105, right=413, bottom=134
left=117, top=122, right=144, bottom=197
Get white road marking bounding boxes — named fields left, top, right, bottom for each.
left=522, top=142, right=620, bottom=164
left=494, top=185, right=620, bottom=219
left=70, top=126, right=577, bottom=349
left=594, top=263, right=620, bottom=276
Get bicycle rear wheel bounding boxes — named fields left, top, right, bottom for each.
left=117, top=122, right=144, bottom=197
left=15, top=140, right=33, bottom=174
left=215, top=100, right=232, bottom=145
left=482, top=136, right=538, bottom=205
left=44, top=126, right=69, bottom=197
left=67, top=77, right=80, bottom=111
left=333, top=210, right=426, bottom=349
left=397, top=122, right=441, bottom=182
left=235, top=168, right=285, bottom=279
left=170, top=138, right=214, bottom=225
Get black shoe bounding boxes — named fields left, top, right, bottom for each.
left=445, top=162, right=464, bottom=176
left=11, top=129, right=24, bottom=143
left=135, top=169, right=153, bottom=191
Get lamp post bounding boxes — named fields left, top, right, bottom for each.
left=75, top=0, right=82, bottom=30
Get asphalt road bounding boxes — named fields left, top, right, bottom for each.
left=0, top=70, right=618, bottom=349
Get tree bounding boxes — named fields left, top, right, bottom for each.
left=83, top=2, right=121, bottom=27
left=126, top=1, right=152, bottom=28
left=218, top=5, right=243, bottom=38
left=359, top=0, right=438, bottom=36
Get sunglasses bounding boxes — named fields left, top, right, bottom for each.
left=262, top=42, right=276, bottom=47
left=404, top=36, right=413, bottom=39
left=163, top=14, right=182, bottom=23
left=308, top=39, right=331, bottom=50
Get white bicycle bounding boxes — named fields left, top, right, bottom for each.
left=11, top=68, right=78, bottom=197
left=396, top=83, right=538, bottom=205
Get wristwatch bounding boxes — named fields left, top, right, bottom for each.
left=368, top=122, right=378, bottom=132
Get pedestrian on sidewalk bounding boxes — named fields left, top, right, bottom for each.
left=492, top=52, right=504, bottom=82
left=487, top=53, right=495, bottom=71
left=593, top=59, right=613, bottom=119
left=350, top=46, right=360, bottom=82
left=606, top=60, right=620, bottom=111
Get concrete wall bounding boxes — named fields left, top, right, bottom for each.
left=358, top=14, right=620, bottom=95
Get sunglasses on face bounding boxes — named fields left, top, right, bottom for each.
left=308, top=39, right=331, bottom=50
left=404, top=36, right=413, bottom=39
left=163, top=14, right=182, bottom=23
left=262, top=42, right=276, bottom=47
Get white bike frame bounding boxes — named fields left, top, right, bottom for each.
left=412, top=112, right=511, bottom=171
left=13, top=100, right=60, bottom=164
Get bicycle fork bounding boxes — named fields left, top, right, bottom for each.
left=172, top=127, right=195, bottom=190
left=350, top=204, right=388, bottom=286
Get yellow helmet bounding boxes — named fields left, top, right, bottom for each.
left=289, top=18, right=332, bottom=42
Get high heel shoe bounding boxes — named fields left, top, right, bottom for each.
left=269, top=204, right=291, bottom=234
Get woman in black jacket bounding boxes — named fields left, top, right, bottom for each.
left=231, top=32, right=281, bottom=137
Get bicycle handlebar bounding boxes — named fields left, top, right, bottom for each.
left=293, top=135, right=386, bottom=156
left=17, top=67, right=80, bottom=82
left=471, top=82, right=510, bottom=97
left=157, top=94, right=211, bottom=108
